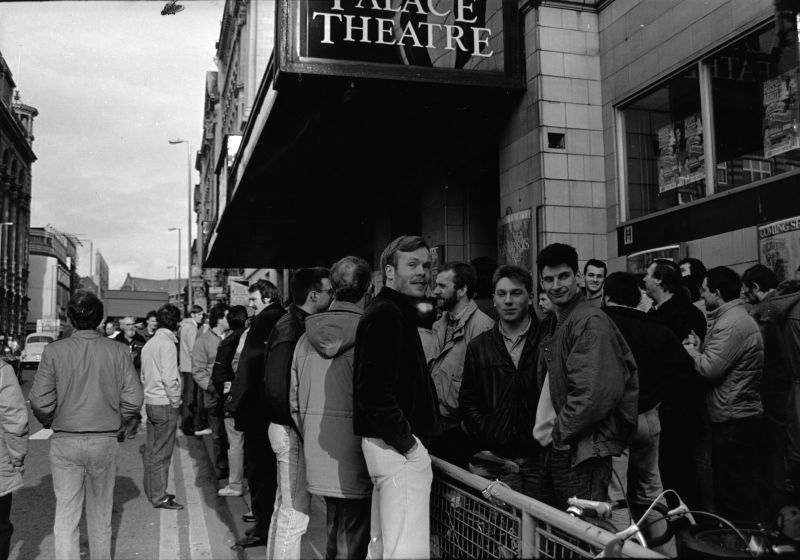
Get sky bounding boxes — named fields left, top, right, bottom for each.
left=0, top=0, right=223, bottom=289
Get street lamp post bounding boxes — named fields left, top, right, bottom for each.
left=169, top=138, right=193, bottom=311
left=167, top=227, right=182, bottom=310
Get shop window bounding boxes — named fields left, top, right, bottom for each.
left=623, top=68, right=704, bottom=220
left=710, top=24, right=800, bottom=191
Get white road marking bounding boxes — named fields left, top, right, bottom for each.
left=30, top=428, right=52, bottom=440
left=177, top=437, right=213, bottom=560
left=158, top=452, right=180, bottom=560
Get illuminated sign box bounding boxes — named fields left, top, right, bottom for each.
left=276, top=0, right=523, bottom=88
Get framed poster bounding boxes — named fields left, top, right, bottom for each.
left=497, top=209, right=532, bottom=270
left=759, top=216, right=800, bottom=282
left=657, top=124, right=678, bottom=193
left=763, top=70, right=800, bottom=158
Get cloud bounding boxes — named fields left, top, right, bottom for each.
left=0, top=1, right=223, bottom=288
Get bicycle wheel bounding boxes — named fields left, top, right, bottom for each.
left=677, top=523, right=764, bottom=558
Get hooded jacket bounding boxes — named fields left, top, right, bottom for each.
left=0, top=361, right=27, bottom=497
left=693, top=299, right=763, bottom=423
left=537, top=294, right=638, bottom=467
left=764, top=280, right=800, bottom=384
left=290, top=301, right=372, bottom=499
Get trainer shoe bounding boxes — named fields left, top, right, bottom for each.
left=217, top=486, right=243, bottom=497
left=194, top=427, right=212, bottom=436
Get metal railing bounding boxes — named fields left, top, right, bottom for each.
left=430, top=457, right=666, bottom=559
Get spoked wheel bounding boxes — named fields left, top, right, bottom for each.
left=678, top=523, right=765, bottom=558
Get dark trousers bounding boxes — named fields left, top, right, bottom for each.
left=659, top=407, right=707, bottom=510
left=144, top=404, right=180, bottom=504
left=180, top=372, right=196, bottom=433
left=244, top=430, right=276, bottom=538
left=0, top=493, right=12, bottom=560
left=530, top=446, right=611, bottom=511
left=712, top=417, right=762, bottom=522
left=324, top=496, right=371, bottom=560
left=429, top=426, right=475, bottom=470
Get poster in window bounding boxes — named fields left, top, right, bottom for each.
left=763, top=71, right=800, bottom=158
left=681, top=113, right=705, bottom=185
left=657, top=124, right=679, bottom=193
left=498, top=209, right=532, bottom=270
left=758, top=216, right=800, bottom=282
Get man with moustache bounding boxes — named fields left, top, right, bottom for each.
left=459, top=265, right=540, bottom=496
left=428, top=262, right=494, bottom=467
left=533, top=243, right=638, bottom=508
left=354, top=235, right=442, bottom=559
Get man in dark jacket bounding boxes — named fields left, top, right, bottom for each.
left=644, top=258, right=711, bottom=511
left=603, top=272, right=695, bottom=532
left=459, top=265, right=540, bottom=496
left=212, top=305, right=248, bottom=499
left=265, top=267, right=331, bottom=559
left=742, top=264, right=791, bottom=517
left=763, top=279, right=800, bottom=507
left=225, top=279, right=285, bottom=549
left=354, top=235, right=442, bottom=559
left=533, top=243, right=638, bottom=510
left=113, top=316, right=146, bottom=439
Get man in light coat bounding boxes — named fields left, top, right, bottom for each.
left=141, top=304, right=184, bottom=511
left=290, top=256, right=373, bottom=559
left=429, top=262, right=493, bottom=467
left=684, top=266, right=764, bottom=522
left=0, top=356, right=27, bottom=560
left=178, top=305, right=206, bottom=436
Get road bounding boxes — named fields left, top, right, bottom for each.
left=11, top=366, right=327, bottom=560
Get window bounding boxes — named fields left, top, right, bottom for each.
left=710, top=25, right=800, bottom=191
left=623, top=68, right=704, bottom=220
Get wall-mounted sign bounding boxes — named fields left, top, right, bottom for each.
left=229, top=280, right=250, bottom=307
left=498, top=209, right=532, bottom=270
left=625, top=245, right=681, bottom=276
left=759, top=216, right=800, bottom=282
left=277, top=0, right=522, bottom=88
left=429, top=245, right=444, bottom=290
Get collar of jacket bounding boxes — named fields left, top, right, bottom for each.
left=375, top=286, right=418, bottom=321
left=434, top=299, right=479, bottom=339
left=326, top=300, right=364, bottom=315
left=604, top=304, right=645, bottom=321
left=549, top=292, right=586, bottom=334
left=706, top=297, right=743, bottom=322
left=72, top=329, right=103, bottom=339
left=257, top=301, right=284, bottom=318
left=489, top=312, right=538, bottom=354
left=155, top=327, right=178, bottom=343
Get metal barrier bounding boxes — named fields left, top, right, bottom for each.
left=430, top=457, right=666, bottom=559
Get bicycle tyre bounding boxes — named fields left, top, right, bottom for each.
left=677, top=523, right=762, bottom=558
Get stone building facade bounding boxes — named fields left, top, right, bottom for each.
left=0, top=50, right=36, bottom=339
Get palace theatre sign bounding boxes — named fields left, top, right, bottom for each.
left=276, top=0, right=523, bottom=88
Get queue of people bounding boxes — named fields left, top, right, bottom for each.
left=5, top=233, right=800, bottom=560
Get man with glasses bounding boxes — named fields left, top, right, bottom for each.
left=179, top=305, right=207, bottom=436
left=265, top=267, right=332, bottom=558
left=459, top=265, right=540, bottom=496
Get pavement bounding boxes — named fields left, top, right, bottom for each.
left=11, top=366, right=328, bottom=560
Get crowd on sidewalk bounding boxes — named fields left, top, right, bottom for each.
left=0, top=233, right=798, bottom=559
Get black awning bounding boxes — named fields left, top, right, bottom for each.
left=205, top=73, right=520, bottom=269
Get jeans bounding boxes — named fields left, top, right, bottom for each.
left=659, top=405, right=705, bottom=510
left=223, top=418, right=244, bottom=492
left=207, top=411, right=228, bottom=473
left=0, top=493, right=11, bottom=560
left=267, top=423, right=310, bottom=560
left=530, top=445, right=611, bottom=511
left=361, top=436, right=433, bottom=559
left=609, top=408, right=664, bottom=529
left=50, top=435, right=119, bottom=560
left=144, top=404, right=179, bottom=504
left=712, top=417, right=762, bottom=522
left=244, top=430, right=276, bottom=538
left=324, top=497, right=371, bottom=560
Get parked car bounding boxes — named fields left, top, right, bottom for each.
left=19, top=332, right=58, bottom=371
